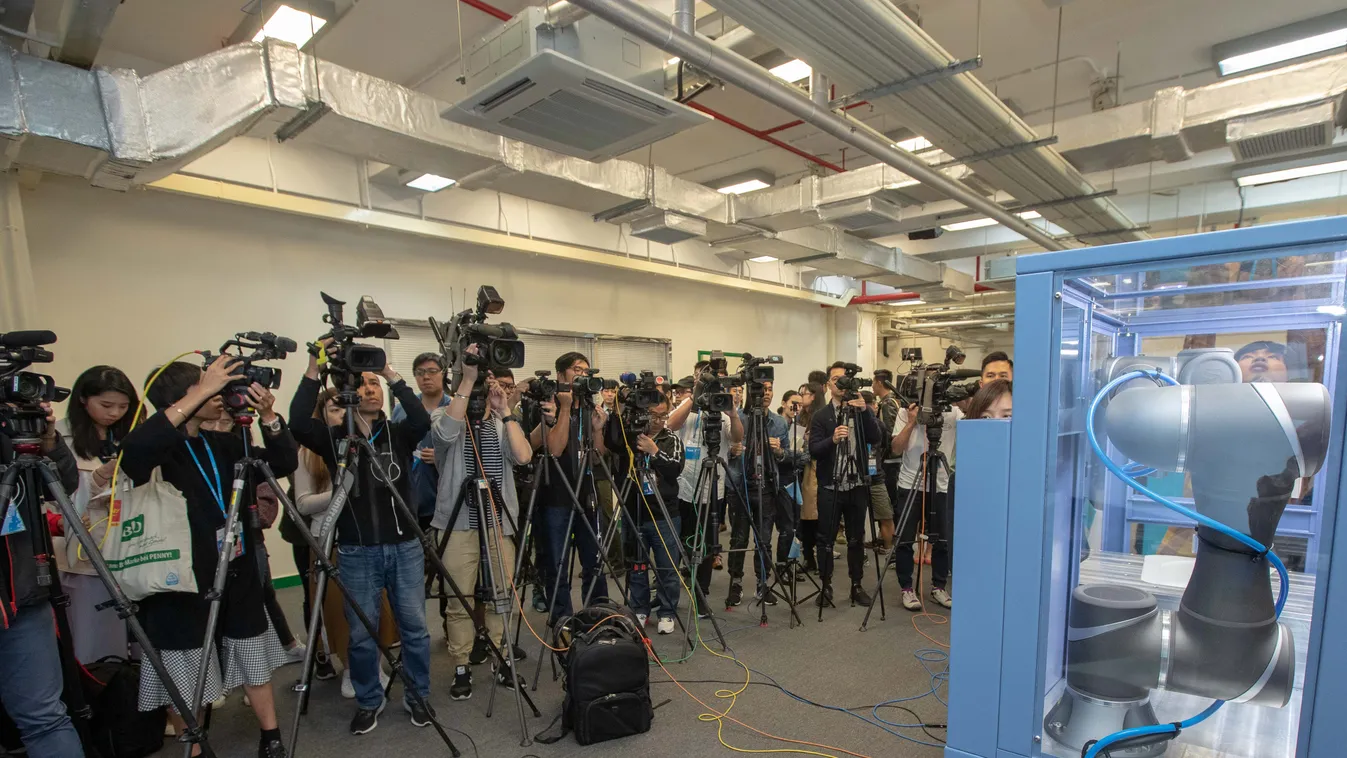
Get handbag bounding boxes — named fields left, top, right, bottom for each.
left=101, top=469, right=197, bottom=601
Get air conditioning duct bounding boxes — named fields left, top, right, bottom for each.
left=443, top=5, right=709, bottom=161
left=1227, top=101, right=1337, bottom=162
left=710, top=224, right=945, bottom=284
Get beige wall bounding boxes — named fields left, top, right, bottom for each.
left=24, top=177, right=832, bottom=577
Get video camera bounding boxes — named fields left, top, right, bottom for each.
left=308, top=292, right=396, bottom=384
left=736, top=353, right=782, bottom=411
left=0, top=330, right=70, bottom=440
left=431, top=285, right=526, bottom=416
left=200, top=331, right=297, bottom=416
left=563, top=369, right=605, bottom=399
left=896, top=345, right=981, bottom=427
left=694, top=350, right=743, bottom=414
left=832, top=362, right=871, bottom=400
left=617, top=370, right=664, bottom=436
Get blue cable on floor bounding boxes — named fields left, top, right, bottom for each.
left=1081, top=370, right=1291, bottom=758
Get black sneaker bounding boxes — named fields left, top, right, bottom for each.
left=816, top=585, right=833, bottom=608
left=725, top=581, right=743, bottom=607
left=450, top=666, right=472, bottom=701
left=313, top=653, right=337, bottom=681
left=349, top=701, right=385, bottom=735
left=469, top=637, right=488, bottom=665
left=512, top=643, right=528, bottom=661
left=403, top=697, right=436, bottom=728
left=494, top=662, right=526, bottom=690
left=850, top=584, right=873, bottom=607
left=756, top=586, right=777, bottom=606
left=259, top=738, right=288, bottom=758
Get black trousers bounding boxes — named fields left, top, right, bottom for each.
left=816, top=486, right=869, bottom=586
left=680, top=496, right=725, bottom=599
left=727, top=483, right=795, bottom=586
left=893, top=488, right=951, bottom=591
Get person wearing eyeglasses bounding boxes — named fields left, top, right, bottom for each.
left=391, top=353, right=452, bottom=529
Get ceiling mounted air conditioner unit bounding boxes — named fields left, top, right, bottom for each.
left=444, top=6, right=709, bottom=161
left=1227, top=101, right=1340, bottom=162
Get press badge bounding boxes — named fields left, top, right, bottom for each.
left=215, top=521, right=245, bottom=561
left=1, top=501, right=25, bottom=536
left=642, top=477, right=655, bottom=497
left=685, top=442, right=702, bottom=462
left=867, top=455, right=879, bottom=477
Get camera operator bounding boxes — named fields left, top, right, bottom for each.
left=288, top=345, right=434, bottom=735
left=668, top=361, right=745, bottom=603
left=808, top=362, right=882, bottom=608
left=0, top=400, right=82, bottom=758
left=728, top=379, right=798, bottom=607
left=430, top=345, right=532, bottom=701
left=119, top=356, right=298, bottom=757
left=605, top=384, right=684, bottom=633
left=390, top=353, right=451, bottom=528
left=537, top=352, right=610, bottom=621
left=870, top=371, right=901, bottom=552
left=890, top=391, right=963, bottom=611
left=979, top=351, right=1014, bottom=384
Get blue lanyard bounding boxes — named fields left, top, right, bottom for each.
left=369, top=422, right=384, bottom=444
left=184, top=436, right=225, bottom=515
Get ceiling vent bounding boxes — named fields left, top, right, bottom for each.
left=1227, top=101, right=1338, bottom=162
left=444, top=6, right=708, bottom=161
left=817, top=196, right=905, bottom=231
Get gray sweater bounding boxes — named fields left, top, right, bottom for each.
left=429, top=408, right=526, bottom=534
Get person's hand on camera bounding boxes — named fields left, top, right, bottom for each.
left=460, top=345, right=481, bottom=385
left=846, top=398, right=866, bottom=409
left=832, top=425, right=850, bottom=443
left=905, top=404, right=920, bottom=427
left=200, top=354, right=241, bottom=396
left=247, top=383, right=278, bottom=424
left=307, top=337, right=336, bottom=376
left=556, top=389, right=573, bottom=408
left=39, top=401, right=58, bottom=451
left=636, top=434, right=659, bottom=455
left=540, top=400, right=558, bottom=425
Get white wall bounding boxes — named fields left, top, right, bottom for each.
left=24, top=177, right=832, bottom=576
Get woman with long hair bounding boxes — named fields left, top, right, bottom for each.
left=797, top=382, right=827, bottom=574
left=55, top=366, right=142, bottom=662
left=966, top=379, right=1012, bottom=420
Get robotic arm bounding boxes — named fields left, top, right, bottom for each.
left=1046, top=371, right=1331, bottom=756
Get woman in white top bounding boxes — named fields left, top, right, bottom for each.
left=56, top=366, right=140, bottom=663
left=890, top=401, right=963, bottom=612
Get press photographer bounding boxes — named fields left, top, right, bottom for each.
left=0, top=331, right=82, bottom=758
left=808, top=361, right=883, bottom=609
left=119, top=344, right=298, bottom=757
left=604, top=372, right=683, bottom=633
left=286, top=293, right=436, bottom=736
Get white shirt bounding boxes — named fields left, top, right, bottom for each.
left=893, top=406, right=963, bottom=493
left=675, top=410, right=732, bottom=503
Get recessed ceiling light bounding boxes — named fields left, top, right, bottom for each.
left=716, top=178, right=771, bottom=195
left=1317, top=304, right=1347, bottom=317
left=749, top=255, right=779, bottom=263
left=769, top=59, right=812, bottom=83
left=893, top=136, right=933, bottom=152
left=666, top=57, right=680, bottom=66
left=886, top=299, right=925, bottom=307
left=940, top=210, right=1041, bottom=232
left=252, top=4, right=327, bottom=47
left=405, top=173, right=456, bottom=192
left=1123, top=277, right=1134, bottom=284
left=1218, top=26, right=1347, bottom=76
left=1236, top=158, right=1347, bottom=187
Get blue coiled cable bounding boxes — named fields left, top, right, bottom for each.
left=1080, top=369, right=1290, bottom=757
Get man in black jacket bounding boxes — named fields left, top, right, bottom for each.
left=605, top=390, right=683, bottom=634
left=808, top=363, right=882, bottom=609
left=0, top=402, right=83, bottom=758
left=288, top=350, right=433, bottom=736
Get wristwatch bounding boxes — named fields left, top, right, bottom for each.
left=262, top=417, right=283, bottom=434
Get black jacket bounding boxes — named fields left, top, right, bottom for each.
left=0, top=431, right=78, bottom=627
left=604, top=417, right=683, bottom=523
left=808, top=401, right=882, bottom=489
left=289, top=376, right=431, bottom=546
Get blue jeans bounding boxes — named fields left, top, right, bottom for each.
left=338, top=541, right=431, bottom=709
left=0, top=607, right=83, bottom=758
left=540, top=505, right=610, bottom=621
left=627, top=517, right=681, bottom=620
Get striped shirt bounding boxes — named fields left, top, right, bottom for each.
left=463, top=418, right=506, bottom=530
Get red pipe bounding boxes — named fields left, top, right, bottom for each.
left=461, top=0, right=512, bottom=22
left=975, top=284, right=995, bottom=293
left=761, top=101, right=869, bottom=135
left=687, top=101, right=845, bottom=173
left=848, top=291, right=923, bottom=305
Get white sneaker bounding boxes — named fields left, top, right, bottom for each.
left=636, top=613, right=648, bottom=628
left=285, top=642, right=308, bottom=665
left=901, top=588, right=921, bottom=611
left=931, top=587, right=953, bottom=609
left=657, top=617, right=675, bottom=635
left=342, top=667, right=391, bottom=699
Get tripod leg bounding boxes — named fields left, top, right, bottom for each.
left=861, top=483, right=921, bottom=631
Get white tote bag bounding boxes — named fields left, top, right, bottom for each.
left=102, top=469, right=198, bottom=601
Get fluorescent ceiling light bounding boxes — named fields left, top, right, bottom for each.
left=1219, top=26, right=1347, bottom=76
left=769, top=59, right=812, bottom=83
left=405, top=173, right=456, bottom=192
left=1235, top=158, right=1347, bottom=187
left=893, top=136, right=933, bottom=153
left=252, top=4, right=327, bottom=47
left=941, top=210, right=1041, bottom=232
left=667, top=57, right=680, bottom=66
left=1317, top=304, right=1347, bottom=316
left=886, top=299, right=925, bottom=307
left=749, top=255, right=779, bottom=263
left=717, top=178, right=771, bottom=195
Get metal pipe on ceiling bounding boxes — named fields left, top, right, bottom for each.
left=543, top=1, right=590, bottom=26
left=563, top=0, right=1067, bottom=251
left=673, top=0, right=696, bottom=34
left=899, top=316, right=1014, bottom=328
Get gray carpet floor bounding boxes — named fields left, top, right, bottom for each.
left=168, top=555, right=951, bottom=758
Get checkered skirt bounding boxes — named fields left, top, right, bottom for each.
left=138, top=614, right=288, bottom=713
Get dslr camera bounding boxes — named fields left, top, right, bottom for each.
left=0, top=330, right=69, bottom=440
left=896, top=345, right=981, bottom=426
left=200, top=331, right=297, bottom=416
left=693, top=350, right=743, bottom=414
left=832, top=362, right=871, bottom=400
left=737, top=353, right=782, bottom=411
left=309, top=292, right=397, bottom=383
left=617, top=370, right=664, bottom=436
left=563, top=369, right=605, bottom=402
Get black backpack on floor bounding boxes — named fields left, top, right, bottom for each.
left=542, top=601, right=653, bottom=746
left=81, top=656, right=167, bottom=758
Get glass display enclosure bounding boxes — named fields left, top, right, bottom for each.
left=945, top=218, right=1347, bottom=758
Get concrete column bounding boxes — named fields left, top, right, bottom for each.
left=0, top=176, right=39, bottom=332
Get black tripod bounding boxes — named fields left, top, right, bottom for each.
left=760, top=419, right=817, bottom=628
left=816, top=400, right=872, bottom=622
left=859, top=425, right=949, bottom=631
left=0, top=413, right=216, bottom=758
left=736, top=406, right=795, bottom=627
left=283, top=380, right=540, bottom=755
